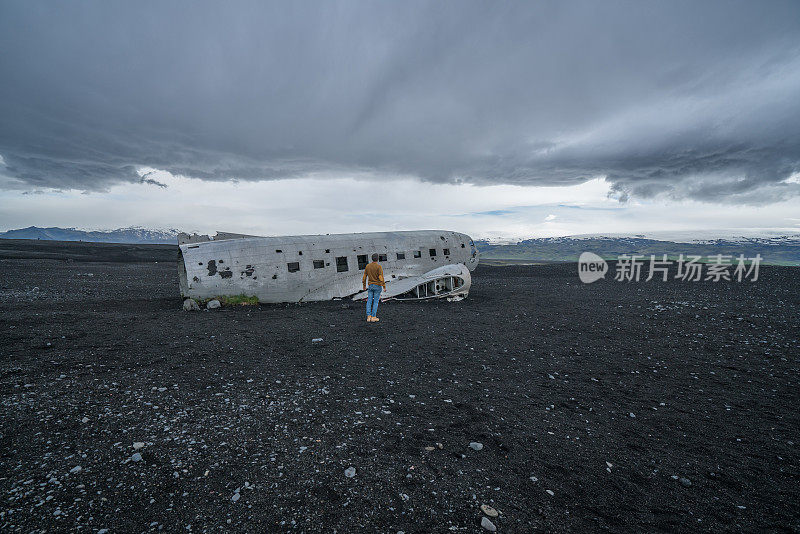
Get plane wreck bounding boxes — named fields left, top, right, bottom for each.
left=177, top=230, right=479, bottom=303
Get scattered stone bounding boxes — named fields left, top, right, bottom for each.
left=69, top=466, right=82, bottom=474
left=81, top=416, right=89, bottom=423
left=680, top=477, right=692, bottom=487
left=98, top=529, right=109, bottom=534
left=133, top=442, right=145, bottom=451
left=312, top=338, right=323, bottom=343
left=629, top=412, right=636, bottom=418
left=469, top=442, right=484, bottom=451
left=344, top=466, right=356, bottom=478
left=546, top=489, right=554, bottom=496
left=529, top=476, right=538, bottom=482
left=481, top=516, right=497, bottom=531
left=206, top=299, right=221, bottom=310
left=424, top=446, right=435, bottom=451
left=480, top=504, right=499, bottom=517
left=182, top=299, right=200, bottom=311
left=231, top=492, right=240, bottom=502
left=131, top=453, right=142, bottom=462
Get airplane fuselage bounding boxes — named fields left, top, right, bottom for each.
left=178, top=230, right=479, bottom=303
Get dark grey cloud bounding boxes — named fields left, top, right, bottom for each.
left=1, top=0, right=799, bottom=203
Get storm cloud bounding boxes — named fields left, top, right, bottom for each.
left=1, top=0, right=799, bottom=203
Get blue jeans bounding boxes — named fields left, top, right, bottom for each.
left=366, top=284, right=382, bottom=317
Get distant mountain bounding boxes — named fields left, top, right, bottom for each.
left=3, top=226, right=799, bottom=265
left=475, top=234, right=800, bottom=266
left=0, top=226, right=179, bottom=244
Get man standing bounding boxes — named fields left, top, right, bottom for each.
left=362, top=253, right=386, bottom=322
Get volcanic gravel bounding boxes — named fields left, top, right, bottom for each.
left=1, top=246, right=799, bottom=533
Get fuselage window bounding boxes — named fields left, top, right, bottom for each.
left=443, top=248, right=450, bottom=255
left=396, top=252, right=405, bottom=260
left=429, top=248, right=437, bottom=257
left=298, top=251, right=303, bottom=255
left=357, top=254, right=368, bottom=270
left=287, top=262, right=300, bottom=273
left=276, top=249, right=282, bottom=253
left=378, top=254, right=387, bottom=262
left=414, top=250, right=422, bottom=258
left=461, top=243, right=465, bottom=248
left=313, top=260, right=325, bottom=269
left=336, top=256, right=349, bottom=272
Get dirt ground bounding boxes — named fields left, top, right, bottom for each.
left=1, top=243, right=798, bottom=533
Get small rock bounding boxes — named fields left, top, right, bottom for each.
left=182, top=299, right=200, bottom=311
left=81, top=416, right=89, bottom=423
left=312, top=338, right=323, bottom=343
left=680, top=477, right=692, bottom=487
left=98, top=529, right=109, bottom=534
left=480, top=504, right=499, bottom=517
left=469, top=442, right=484, bottom=451
left=529, top=476, right=538, bottom=482
left=629, top=412, right=636, bottom=418
left=546, top=489, right=554, bottom=496
left=344, top=466, right=356, bottom=478
left=69, top=466, right=82, bottom=474
left=231, top=492, right=240, bottom=502
left=481, top=516, right=497, bottom=531
left=206, top=299, right=221, bottom=310
left=424, top=446, right=435, bottom=451
left=133, top=442, right=145, bottom=450
left=131, top=453, right=142, bottom=462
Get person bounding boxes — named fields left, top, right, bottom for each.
left=362, top=253, right=386, bottom=322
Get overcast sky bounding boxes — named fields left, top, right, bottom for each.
left=1, top=1, right=799, bottom=238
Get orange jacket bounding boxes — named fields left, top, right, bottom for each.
left=362, top=262, right=385, bottom=289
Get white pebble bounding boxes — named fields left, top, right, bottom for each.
left=481, top=516, right=497, bottom=531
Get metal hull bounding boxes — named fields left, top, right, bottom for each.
left=178, top=230, right=479, bottom=303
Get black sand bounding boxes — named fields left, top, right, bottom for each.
left=1, top=241, right=798, bottom=532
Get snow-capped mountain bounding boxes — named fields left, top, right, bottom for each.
left=566, top=230, right=800, bottom=246
left=475, top=230, right=800, bottom=265
left=0, top=226, right=180, bottom=244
